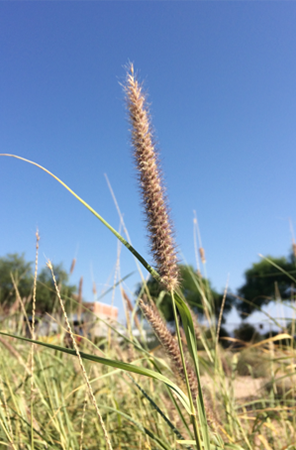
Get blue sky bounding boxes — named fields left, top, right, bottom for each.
left=1, top=2, right=296, bottom=329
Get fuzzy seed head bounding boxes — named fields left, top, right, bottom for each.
left=139, top=298, right=198, bottom=399
left=125, top=64, right=179, bottom=292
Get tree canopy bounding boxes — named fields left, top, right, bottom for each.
left=236, top=255, right=296, bottom=318
left=0, top=253, right=32, bottom=305
left=0, top=253, right=76, bottom=314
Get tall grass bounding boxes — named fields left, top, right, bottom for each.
left=0, top=65, right=296, bottom=449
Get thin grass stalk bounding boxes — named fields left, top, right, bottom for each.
left=79, top=391, right=88, bottom=450
left=194, top=219, right=214, bottom=329
left=77, top=276, right=83, bottom=321
left=104, top=174, right=151, bottom=305
left=193, top=212, right=201, bottom=276
left=108, top=221, right=122, bottom=348
left=10, top=275, right=32, bottom=336
left=216, top=277, right=229, bottom=353
left=0, top=416, right=17, bottom=450
left=46, top=260, right=113, bottom=450
left=122, top=289, right=141, bottom=332
left=0, top=372, right=15, bottom=448
left=30, top=229, right=40, bottom=450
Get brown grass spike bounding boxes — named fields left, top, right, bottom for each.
left=124, top=63, right=179, bottom=292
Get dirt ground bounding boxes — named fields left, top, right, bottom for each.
left=201, top=374, right=266, bottom=400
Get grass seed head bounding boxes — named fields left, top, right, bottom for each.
left=124, top=63, right=179, bottom=292
left=139, top=298, right=198, bottom=399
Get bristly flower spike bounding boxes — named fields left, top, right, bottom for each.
left=124, top=64, right=179, bottom=292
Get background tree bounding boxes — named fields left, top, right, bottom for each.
left=233, top=322, right=261, bottom=343
left=0, top=253, right=33, bottom=306
left=0, top=253, right=77, bottom=314
left=35, top=263, right=77, bottom=314
left=236, top=255, right=296, bottom=318
left=136, top=264, right=232, bottom=323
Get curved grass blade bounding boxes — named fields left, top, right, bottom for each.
left=0, top=154, right=161, bottom=284
left=0, top=331, right=191, bottom=413
left=96, top=271, right=135, bottom=301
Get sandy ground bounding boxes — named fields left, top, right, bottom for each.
left=201, top=374, right=266, bottom=400
left=230, top=376, right=266, bottom=399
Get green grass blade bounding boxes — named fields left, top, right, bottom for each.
left=0, top=331, right=191, bottom=413
left=0, top=154, right=160, bottom=282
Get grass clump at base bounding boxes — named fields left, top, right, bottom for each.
left=236, top=348, right=270, bottom=378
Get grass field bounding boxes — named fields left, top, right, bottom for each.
left=0, top=304, right=295, bottom=450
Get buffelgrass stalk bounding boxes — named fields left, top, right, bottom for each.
left=46, top=260, right=113, bottom=450
left=30, top=229, right=40, bottom=449
left=125, top=64, right=205, bottom=449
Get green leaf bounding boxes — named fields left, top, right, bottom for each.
left=0, top=331, right=191, bottom=413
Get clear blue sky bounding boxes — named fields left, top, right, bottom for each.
left=1, top=2, right=296, bottom=328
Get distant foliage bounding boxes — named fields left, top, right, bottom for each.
left=234, top=322, right=261, bottom=343
left=35, top=263, right=77, bottom=313
left=236, top=254, right=296, bottom=318
left=0, top=253, right=32, bottom=305
left=0, top=253, right=76, bottom=314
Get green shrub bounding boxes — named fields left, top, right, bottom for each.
left=236, top=348, right=269, bottom=378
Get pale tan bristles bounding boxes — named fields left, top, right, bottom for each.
left=78, top=276, right=83, bottom=320
left=122, top=289, right=141, bottom=332
left=193, top=212, right=201, bottom=275
left=293, top=242, right=296, bottom=259
left=124, top=64, right=179, bottom=292
left=139, top=298, right=198, bottom=399
left=199, top=247, right=206, bottom=265
left=70, top=258, right=76, bottom=275
left=92, top=281, right=97, bottom=296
